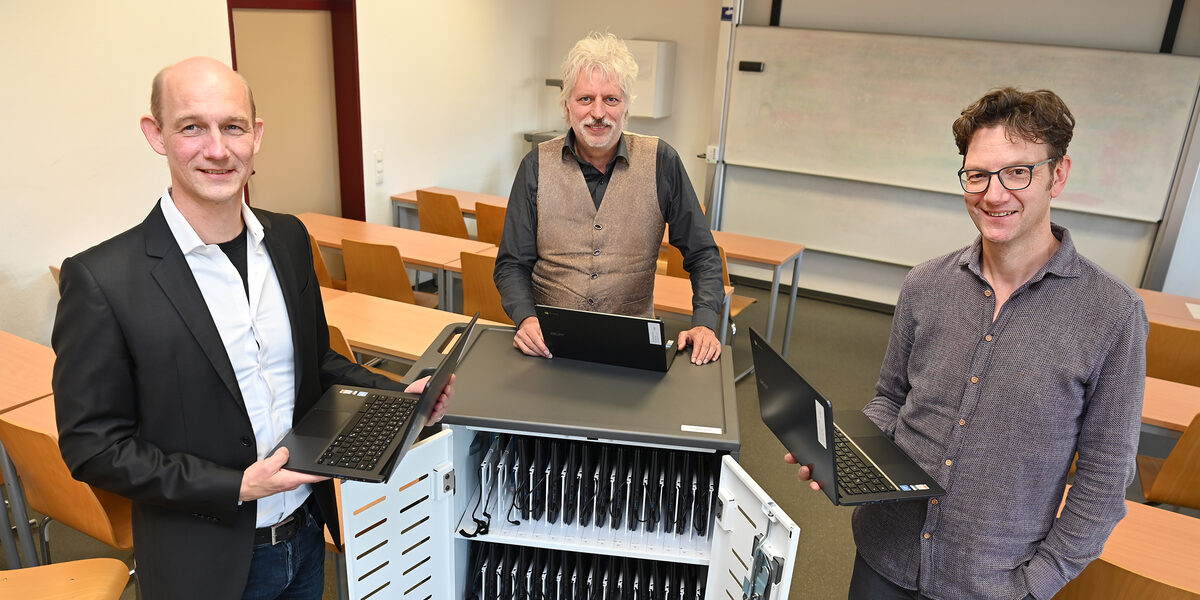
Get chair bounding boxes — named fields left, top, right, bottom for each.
left=341, top=238, right=439, bottom=308
left=1136, top=411, right=1200, bottom=510
left=0, top=398, right=134, bottom=566
left=308, top=234, right=346, bottom=291
left=0, top=557, right=131, bottom=599
left=459, top=251, right=513, bottom=325
left=327, top=324, right=404, bottom=383
left=49, top=265, right=61, bottom=286
left=662, top=244, right=757, bottom=332
left=416, top=189, right=470, bottom=240
left=474, top=202, right=507, bottom=245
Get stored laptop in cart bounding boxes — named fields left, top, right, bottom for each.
left=333, top=324, right=800, bottom=600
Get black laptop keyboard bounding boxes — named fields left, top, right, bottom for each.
left=834, top=427, right=895, bottom=496
left=317, top=393, right=416, bottom=471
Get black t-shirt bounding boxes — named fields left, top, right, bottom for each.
left=216, top=227, right=250, bottom=299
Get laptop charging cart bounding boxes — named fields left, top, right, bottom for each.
left=335, top=325, right=800, bottom=600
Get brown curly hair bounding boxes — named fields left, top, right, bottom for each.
left=952, top=87, right=1074, bottom=161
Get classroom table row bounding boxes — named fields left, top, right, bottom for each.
left=302, top=212, right=738, bottom=343
left=391, top=188, right=806, bottom=355
left=1135, top=287, right=1200, bottom=389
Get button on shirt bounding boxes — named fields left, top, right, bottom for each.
left=852, top=224, right=1147, bottom=600
left=160, top=190, right=305, bottom=528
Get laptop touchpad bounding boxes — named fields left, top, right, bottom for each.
left=294, top=410, right=350, bottom=438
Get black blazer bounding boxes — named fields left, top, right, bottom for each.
left=52, top=203, right=400, bottom=599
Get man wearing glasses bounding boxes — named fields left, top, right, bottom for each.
left=790, top=88, right=1147, bottom=599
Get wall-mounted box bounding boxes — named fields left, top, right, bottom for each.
left=627, top=39, right=676, bottom=119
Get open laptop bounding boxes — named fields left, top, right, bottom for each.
left=750, top=328, right=944, bottom=505
left=276, top=314, right=479, bottom=483
left=535, top=305, right=679, bottom=372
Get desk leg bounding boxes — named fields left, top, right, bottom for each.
left=0, top=442, right=40, bottom=567
left=781, top=254, right=802, bottom=357
left=764, top=265, right=783, bottom=343
left=442, top=270, right=459, bottom=314
left=0, top=464, right=20, bottom=568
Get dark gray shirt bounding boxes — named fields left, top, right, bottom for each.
left=854, top=224, right=1147, bottom=600
left=494, top=130, right=723, bottom=330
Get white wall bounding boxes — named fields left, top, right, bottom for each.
left=0, top=1, right=231, bottom=344
left=546, top=0, right=724, bottom=201
left=356, top=0, right=552, bottom=224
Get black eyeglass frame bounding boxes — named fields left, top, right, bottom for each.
left=957, top=157, right=1057, bottom=194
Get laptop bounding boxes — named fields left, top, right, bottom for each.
left=276, top=314, right=479, bottom=483
left=535, top=305, right=679, bottom=372
left=750, top=328, right=944, bottom=505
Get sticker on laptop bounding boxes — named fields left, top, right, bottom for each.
left=681, top=425, right=722, bottom=435
left=815, top=400, right=827, bottom=449
left=648, top=322, right=662, bottom=346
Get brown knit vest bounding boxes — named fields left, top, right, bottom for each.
left=531, top=133, right=663, bottom=317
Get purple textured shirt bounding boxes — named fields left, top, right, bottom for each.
left=853, top=224, right=1147, bottom=600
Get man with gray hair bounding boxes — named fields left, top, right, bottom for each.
left=495, top=32, right=725, bottom=365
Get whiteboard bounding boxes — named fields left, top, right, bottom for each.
left=724, top=26, right=1200, bottom=223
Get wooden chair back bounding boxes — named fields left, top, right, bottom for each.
left=327, top=324, right=405, bottom=383
left=341, top=238, right=438, bottom=308
left=460, top=251, right=513, bottom=324
left=0, top=557, right=131, bottom=598
left=1146, top=321, right=1200, bottom=387
left=1137, top=411, right=1200, bottom=510
left=49, top=265, right=61, bottom=286
left=661, top=245, right=756, bottom=318
left=327, top=324, right=356, bottom=361
left=0, top=401, right=133, bottom=551
left=474, top=202, right=507, bottom=245
left=416, top=189, right=470, bottom=240
left=309, top=234, right=348, bottom=291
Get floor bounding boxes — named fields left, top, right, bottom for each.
left=4, top=279, right=1184, bottom=599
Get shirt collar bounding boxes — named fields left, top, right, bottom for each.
left=563, top=128, right=630, bottom=169
left=959, top=222, right=1081, bottom=283
left=159, top=186, right=265, bottom=255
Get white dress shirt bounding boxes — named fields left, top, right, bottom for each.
left=160, top=189, right=305, bottom=528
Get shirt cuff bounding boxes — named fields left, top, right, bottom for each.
left=690, top=307, right=720, bottom=334
left=1023, top=552, right=1069, bottom=600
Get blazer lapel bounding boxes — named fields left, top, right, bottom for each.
left=143, top=204, right=246, bottom=411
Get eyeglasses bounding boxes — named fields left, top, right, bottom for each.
left=957, top=157, right=1056, bottom=194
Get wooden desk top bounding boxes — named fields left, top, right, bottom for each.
left=1137, top=288, right=1200, bottom=331
left=444, top=248, right=732, bottom=317
left=0, top=395, right=56, bottom=437
left=299, top=212, right=493, bottom=269
left=709, top=230, right=805, bottom=266
left=0, top=330, right=56, bottom=414
left=1142, top=376, right=1200, bottom=433
left=320, top=286, right=351, bottom=305
left=321, top=293, right=503, bottom=361
left=390, top=187, right=509, bottom=215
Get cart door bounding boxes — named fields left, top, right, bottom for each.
left=706, top=455, right=800, bottom=600
left=340, top=428, right=457, bottom=600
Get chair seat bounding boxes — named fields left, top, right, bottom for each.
left=0, top=557, right=130, bottom=599
left=729, top=294, right=757, bottom=318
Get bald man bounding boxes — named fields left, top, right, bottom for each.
left=52, top=57, right=450, bottom=600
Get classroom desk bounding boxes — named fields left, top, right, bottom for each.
left=0, top=331, right=57, bottom=568
left=1136, top=288, right=1200, bottom=388
left=299, top=212, right=493, bottom=311
left=1055, top=489, right=1200, bottom=598
left=1141, top=376, right=1200, bottom=438
left=447, top=247, right=735, bottom=343
left=389, top=187, right=508, bottom=229
left=321, top=292, right=504, bottom=364
left=708, top=230, right=805, bottom=356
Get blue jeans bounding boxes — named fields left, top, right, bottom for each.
left=242, top=503, right=326, bottom=600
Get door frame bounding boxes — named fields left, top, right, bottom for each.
left=228, top=0, right=367, bottom=220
